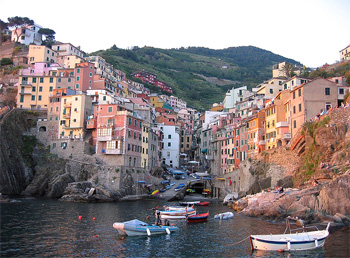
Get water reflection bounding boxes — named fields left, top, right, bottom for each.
left=0, top=198, right=349, bottom=257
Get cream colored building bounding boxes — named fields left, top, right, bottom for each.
left=339, top=44, right=350, bottom=62
left=141, top=123, right=150, bottom=169
left=28, top=45, right=57, bottom=64
left=256, top=78, right=286, bottom=99
left=52, top=43, right=85, bottom=58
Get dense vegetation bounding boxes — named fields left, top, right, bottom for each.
left=307, top=61, right=350, bottom=84
left=91, top=46, right=301, bottom=111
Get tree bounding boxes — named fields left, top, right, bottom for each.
left=38, top=28, right=56, bottom=47
left=0, top=19, right=9, bottom=44
left=281, top=63, right=295, bottom=78
left=7, top=16, right=34, bottom=42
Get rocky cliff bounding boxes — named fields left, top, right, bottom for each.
left=0, top=110, right=163, bottom=202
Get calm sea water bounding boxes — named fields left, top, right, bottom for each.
left=1, top=198, right=349, bottom=258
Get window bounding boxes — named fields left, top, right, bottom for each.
left=68, top=78, right=71, bottom=82
left=293, top=106, right=296, bottom=114
left=32, top=77, right=37, bottom=83
left=168, top=135, right=171, bottom=139
left=49, top=87, right=53, bottom=92
left=31, top=95, right=35, bottom=101
left=293, top=120, right=296, bottom=128
left=89, top=72, right=92, bottom=77
left=129, top=118, right=132, bottom=125
left=32, top=86, right=36, bottom=92
left=76, top=76, right=80, bottom=81
left=108, top=107, right=112, bottom=112
left=58, top=78, right=61, bottom=82
left=77, top=68, right=80, bottom=73
left=269, top=89, right=273, bottom=94
left=49, top=77, right=53, bottom=83
left=325, top=88, right=330, bottom=95
left=298, top=103, right=302, bottom=112
left=139, top=121, right=142, bottom=128
left=39, top=78, right=43, bottom=83
left=339, top=88, right=344, bottom=95
left=38, top=95, right=42, bottom=101
left=293, top=92, right=295, bottom=99
left=39, top=86, right=42, bottom=92
left=20, top=95, right=24, bottom=102
left=168, top=142, right=171, bottom=147
left=298, top=89, right=301, bottom=97
left=76, top=84, right=79, bottom=89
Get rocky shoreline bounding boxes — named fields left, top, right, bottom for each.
left=228, top=173, right=350, bottom=227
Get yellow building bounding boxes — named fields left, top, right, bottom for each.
left=265, top=91, right=290, bottom=149
left=149, top=94, right=164, bottom=108
left=17, top=65, right=60, bottom=110
left=247, top=110, right=265, bottom=158
left=28, top=45, right=57, bottom=64
left=58, top=94, right=92, bottom=139
left=141, top=123, right=150, bottom=169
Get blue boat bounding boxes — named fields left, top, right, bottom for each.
left=113, top=219, right=178, bottom=236
left=175, top=183, right=185, bottom=191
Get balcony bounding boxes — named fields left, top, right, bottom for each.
left=19, top=90, right=31, bottom=95
left=103, top=148, right=123, bottom=155
left=258, top=140, right=265, bottom=145
left=63, top=113, right=71, bottom=119
left=64, top=103, right=72, bottom=108
left=86, top=118, right=97, bottom=129
left=283, top=133, right=291, bottom=139
left=20, top=82, right=32, bottom=87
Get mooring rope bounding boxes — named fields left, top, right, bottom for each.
left=230, top=236, right=250, bottom=246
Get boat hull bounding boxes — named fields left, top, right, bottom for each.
left=250, top=229, right=329, bottom=251
left=187, top=212, right=209, bottom=223
left=113, top=222, right=178, bottom=236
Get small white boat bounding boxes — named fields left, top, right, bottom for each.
left=214, top=212, right=234, bottom=220
left=113, top=219, right=178, bottom=236
left=157, top=208, right=196, bottom=220
left=158, top=207, right=195, bottom=215
left=165, top=205, right=194, bottom=211
left=250, top=219, right=331, bottom=251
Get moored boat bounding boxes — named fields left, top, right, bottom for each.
left=250, top=221, right=331, bottom=251
left=187, top=212, right=209, bottom=223
left=197, top=201, right=209, bottom=206
left=179, top=201, right=200, bottom=206
left=214, top=212, right=234, bottom=220
left=113, top=219, right=178, bottom=236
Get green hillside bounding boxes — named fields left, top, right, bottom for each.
left=91, top=46, right=301, bottom=111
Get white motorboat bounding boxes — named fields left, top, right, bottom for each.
left=250, top=218, right=331, bottom=251
left=214, top=212, right=234, bottom=220
left=113, top=219, right=178, bottom=236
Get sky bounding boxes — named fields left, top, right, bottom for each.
left=1, top=0, right=349, bottom=68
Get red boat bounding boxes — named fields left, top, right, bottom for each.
left=197, top=201, right=209, bottom=206
left=187, top=212, right=209, bottom=223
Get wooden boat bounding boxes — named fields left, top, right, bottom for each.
left=179, top=201, right=200, bottom=206
left=187, top=212, right=209, bottom=223
left=158, top=209, right=196, bottom=220
left=158, top=207, right=195, bottom=215
left=113, top=219, right=178, bottom=236
left=179, top=201, right=209, bottom=206
left=197, top=201, right=209, bottom=206
left=214, top=212, right=234, bottom=220
left=250, top=219, right=331, bottom=251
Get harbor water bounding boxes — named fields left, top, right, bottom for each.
left=1, top=198, right=349, bottom=257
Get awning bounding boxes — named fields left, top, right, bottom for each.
left=216, top=178, right=226, bottom=181
left=201, top=149, right=207, bottom=153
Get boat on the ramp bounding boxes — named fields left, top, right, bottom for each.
left=250, top=218, right=331, bottom=251
left=113, top=219, right=178, bottom=236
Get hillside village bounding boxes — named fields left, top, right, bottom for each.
left=1, top=19, right=350, bottom=208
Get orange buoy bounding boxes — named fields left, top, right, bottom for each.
left=93, top=235, right=98, bottom=238
left=92, top=217, right=96, bottom=220
left=146, top=216, right=150, bottom=220
left=78, top=216, right=82, bottom=220
left=278, top=249, right=284, bottom=252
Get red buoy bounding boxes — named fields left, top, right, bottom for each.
left=78, top=216, right=82, bottom=220
left=93, top=235, right=98, bottom=238
left=92, top=217, right=96, bottom=220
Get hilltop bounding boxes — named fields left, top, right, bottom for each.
left=91, top=46, right=301, bottom=110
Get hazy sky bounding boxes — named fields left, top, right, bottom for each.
left=1, top=0, right=349, bottom=68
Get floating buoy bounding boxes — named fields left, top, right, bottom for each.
left=42, top=204, right=45, bottom=206
left=120, top=237, right=125, bottom=240
left=278, top=249, right=284, bottom=252
left=146, top=216, right=150, bottom=220
left=92, top=217, right=96, bottom=220
left=156, top=206, right=159, bottom=209
left=78, top=216, right=82, bottom=220
left=93, top=235, right=98, bottom=238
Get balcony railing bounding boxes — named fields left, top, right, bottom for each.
left=103, top=148, right=123, bottom=155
